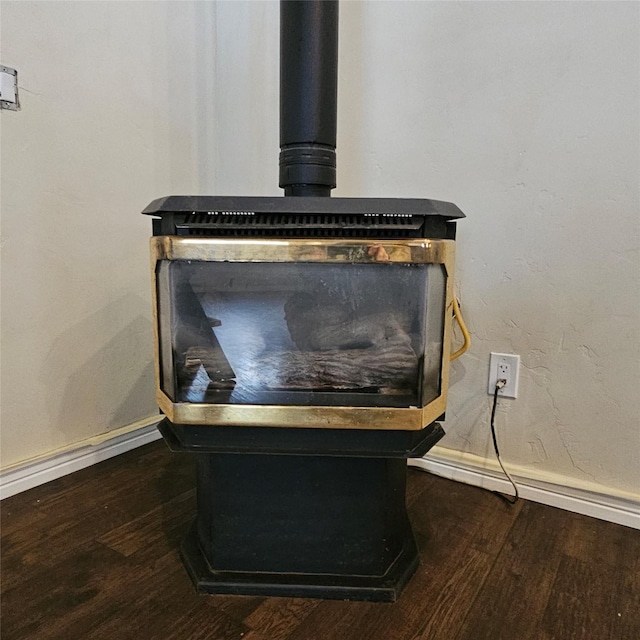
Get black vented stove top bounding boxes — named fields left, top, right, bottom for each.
left=144, top=195, right=464, bottom=239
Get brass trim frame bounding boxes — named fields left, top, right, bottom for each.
left=150, top=236, right=455, bottom=431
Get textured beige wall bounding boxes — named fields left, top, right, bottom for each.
left=213, top=1, right=640, bottom=496
left=2, top=1, right=638, bottom=500
left=0, top=1, right=216, bottom=466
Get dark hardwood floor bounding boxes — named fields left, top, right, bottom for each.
left=2, top=440, right=638, bottom=640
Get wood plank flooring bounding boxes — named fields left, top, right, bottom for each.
left=2, top=440, right=638, bottom=640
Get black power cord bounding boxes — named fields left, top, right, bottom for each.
left=490, top=380, right=519, bottom=505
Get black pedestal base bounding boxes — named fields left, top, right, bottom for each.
left=181, top=522, right=419, bottom=602
left=161, top=419, right=443, bottom=602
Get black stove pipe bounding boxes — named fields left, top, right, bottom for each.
left=279, top=0, right=338, bottom=197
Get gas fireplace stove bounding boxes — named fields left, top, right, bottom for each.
left=144, top=0, right=464, bottom=602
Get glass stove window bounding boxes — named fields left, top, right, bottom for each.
left=156, top=260, right=445, bottom=409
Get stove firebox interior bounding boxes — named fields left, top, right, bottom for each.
left=145, top=0, right=464, bottom=602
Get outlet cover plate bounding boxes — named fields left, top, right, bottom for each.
left=0, top=65, right=19, bottom=111
left=488, top=352, right=520, bottom=398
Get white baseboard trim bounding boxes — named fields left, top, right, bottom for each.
left=410, top=447, right=640, bottom=530
left=0, top=417, right=163, bottom=500
left=3, top=421, right=638, bottom=532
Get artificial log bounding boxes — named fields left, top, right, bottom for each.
left=246, top=334, right=418, bottom=391
left=284, top=292, right=411, bottom=352
left=184, top=345, right=236, bottom=384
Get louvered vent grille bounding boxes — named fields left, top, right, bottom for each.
left=175, top=213, right=425, bottom=238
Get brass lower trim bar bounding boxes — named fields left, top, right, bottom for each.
left=157, top=391, right=447, bottom=431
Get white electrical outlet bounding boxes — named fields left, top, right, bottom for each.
left=488, top=352, right=520, bottom=398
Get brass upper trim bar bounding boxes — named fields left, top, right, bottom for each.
left=151, top=236, right=454, bottom=266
